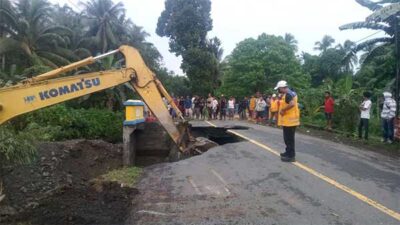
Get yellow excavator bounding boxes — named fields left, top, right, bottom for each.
left=0, top=45, right=191, bottom=150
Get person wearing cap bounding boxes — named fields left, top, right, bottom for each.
left=269, top=94, right=279, bottom=126
left=381, top=92, right=397, bottom=144
left=275, top=80, right=300, bottom=162
left=359, top=91, right=372, bottom=140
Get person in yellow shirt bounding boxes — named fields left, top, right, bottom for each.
left=248, top=95, right=256, bottom=120
left=275, top=80, right=300, bottom=162
left=269, top=94, right=279, bottom=125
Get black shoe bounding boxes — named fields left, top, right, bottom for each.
left=280, top=152, right=288, bottom=157
left=281, top=156, right=295, bottom=162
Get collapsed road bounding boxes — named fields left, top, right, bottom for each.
left=127, top=120, right=400, bottom=225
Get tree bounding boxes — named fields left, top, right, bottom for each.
left=0, top=0, right=73, bottom=75
left=220, top=33, right=310, bottom=98
left=338, top=40, right=358, bottom=73
left=340, top=0, right=400, bottom=114
left=156, top=0, right=221, bottom=95
left=284, top=33, right=298, bottom=52
left=314, top=35, right=335, bottom=53
left=82, top=0, right=125, bottom=53
left=156, top=0, right=212, bottom=56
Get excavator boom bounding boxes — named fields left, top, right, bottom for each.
left=0, top=46, right=188, bottom=149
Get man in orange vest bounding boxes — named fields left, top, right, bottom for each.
left=269, top=94, right=279, bottom=125
left=275, top=80, right=300, bottom=162
left=249, top=95, right=256, bottom=120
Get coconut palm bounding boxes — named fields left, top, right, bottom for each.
left=314, top=35, right=335, bottom=53
left=0, top=0, right=73, bottom=75
left=337, top=40, right=358, bottom=72
left=82, top=0, right=125, bottom=53
left=284, top=33, right=298, bottom=52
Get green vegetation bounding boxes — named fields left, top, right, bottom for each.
left=157, top=0, right=222, bottom=96
left=100, top=167, right=142, bottom=187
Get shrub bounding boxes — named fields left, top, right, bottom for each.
left=0, top=125, right=37, bottom=166
left=24, top=105, right=124, bottom=143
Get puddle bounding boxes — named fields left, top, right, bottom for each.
left=190, top=126, right=246, bottom=145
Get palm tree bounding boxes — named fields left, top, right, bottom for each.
left=340, top=0, right=400, bottom=114
left=284, top=33, right=298, bottom=52
left=0, top=0, right=16, bottom=71
left=82, top=0, right=125, bottom=53
left=0, top=0, right=73, bottom=75
left=52, top=4, right=91, bottom=59
left=314, top=35, right=335, bottom=53
left=337, top=40, right=358, bottom=73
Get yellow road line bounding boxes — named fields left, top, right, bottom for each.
left=205, top=121, right=400, bottom=222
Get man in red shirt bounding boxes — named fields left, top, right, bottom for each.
left=323, top=91, right=335, bottom=130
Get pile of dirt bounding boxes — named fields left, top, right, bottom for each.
left=0, top=139, right=139, bottom=225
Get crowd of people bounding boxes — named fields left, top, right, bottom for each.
left=163, top=82, right=397, bottom=149
left=166, top=93, right=285, bottom=125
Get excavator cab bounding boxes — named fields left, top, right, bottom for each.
left=0, top=46, right=197, bottom=153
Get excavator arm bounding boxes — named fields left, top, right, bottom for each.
left=0, top=46, right=188, bottom=149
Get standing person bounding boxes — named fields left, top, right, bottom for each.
left=381, top=92, right=397, bottom=144
left=275, top=80, right=300, bottom=162
left=269, top=94, right=279, bottom=125
left=358, top=92, right=372, bottom=140
left=184, top=96, right=193, bottom=118
left=228, top=96, right=235, bottom=120
left=239, top=97, right=248, bottom=120
left=207, top=93, right=213, bottom=120
left=219, top=95, right=227, bottom=120
left=178, top=96, right=185, bottom=115
left=249, top=95, right=256, bottom=121
left=193, top=96, right=201, bottom=119
left=265, top=95, right=271, bottom=123
left=212, top=97, right=219, bottom=119
left=323, top=91, right=335, bottom=131
left=199, top=97, right=205, bottom=120
left=255, top=95, right=267, bottom=124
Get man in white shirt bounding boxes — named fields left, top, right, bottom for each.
left=358, top=92, right=372, bottom=140
left=381, top=92, right=397, bottom=143
left=212, top=97, right=219, bottom=120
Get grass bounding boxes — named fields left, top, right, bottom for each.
left=100, top=167, right=142, bottom=187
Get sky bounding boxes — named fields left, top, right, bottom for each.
left=54, top=0, right=387, bottom=74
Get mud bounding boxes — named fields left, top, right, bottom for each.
left=0, top=139, right=138, bottom=225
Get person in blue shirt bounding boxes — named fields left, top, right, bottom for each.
left=184, top=96, right=193, bottom=118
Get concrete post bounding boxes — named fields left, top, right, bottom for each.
left=123, top=126, right=137, bottom=166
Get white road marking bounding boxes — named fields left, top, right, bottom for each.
left=187, top=176, right=202, bottom=195
left=210, top=168, right=231, bottom=195
left=136, top=210, right=171, bottom=216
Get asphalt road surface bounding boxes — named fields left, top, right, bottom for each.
left=126, top=120, right=400, bottom=225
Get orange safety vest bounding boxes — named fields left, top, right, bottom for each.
left=278, top=91, right=300, bottom=127
left=249, top=97, right=256, bottom=110
left=269, top=99, right=279, bottom=112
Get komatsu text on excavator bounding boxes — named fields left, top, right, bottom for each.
left=0, top=45, right=192, bottom=151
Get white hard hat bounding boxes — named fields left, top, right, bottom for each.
left=272, top=94, right=277, bottom=97
left=383, top=92, right=392, bottom=98
left=274, top=80, right=288, bottom=90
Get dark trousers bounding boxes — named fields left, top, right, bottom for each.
left=283, top=126, right=296, bottom=157
left=358, top=118, right=369, bottom=140
left=382, top=118, right=395, bottom=141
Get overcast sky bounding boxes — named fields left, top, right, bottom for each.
left=55, top=0, right=387, bottom=74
